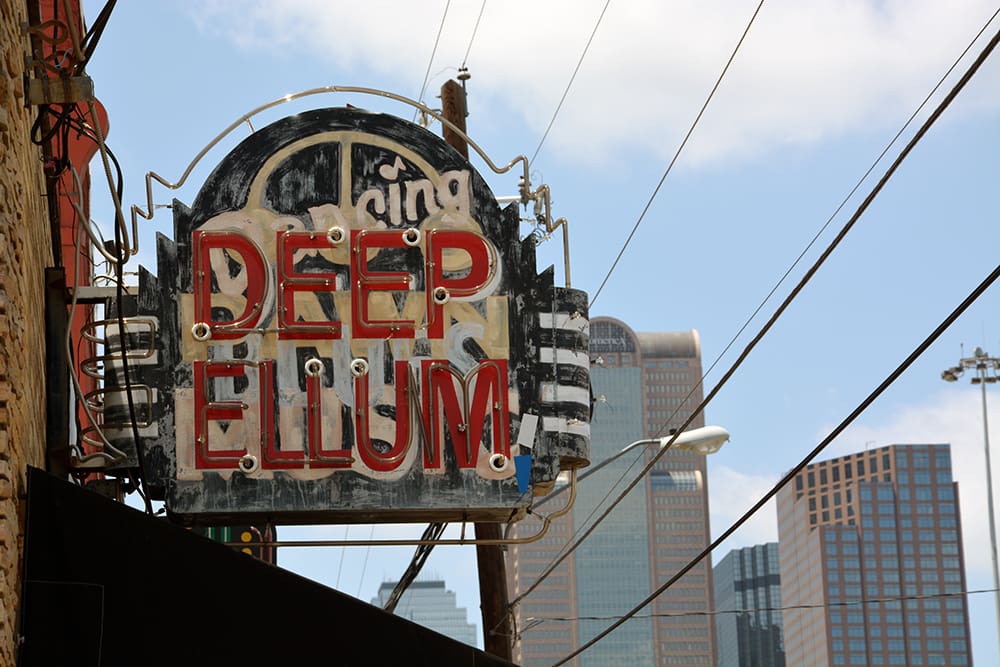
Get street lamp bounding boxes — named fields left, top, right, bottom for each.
left=536, top=425, right=731, bottom=507
left=942, top=346, right=1000, bottom=646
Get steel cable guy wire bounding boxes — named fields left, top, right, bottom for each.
left=414, top=0, right=452, bottom=121
left=590, top=0, right=765, bottom=306
left=507, top=18, right=1000, bottom=623
left=553, top=260, right=1000, bottom=666
left=529, top=0, right=611, bottom=167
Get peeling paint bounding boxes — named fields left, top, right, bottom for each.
left=111, top=107, right=590, bottom=524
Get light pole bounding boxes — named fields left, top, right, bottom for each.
left=942, top=347, right=1000, bottom=645
left=536, top=425, right=731, bottom=507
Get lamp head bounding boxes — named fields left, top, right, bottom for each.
left=941, top=367, right=961, bottom=382
left=664, top=425, right=731, bottom=456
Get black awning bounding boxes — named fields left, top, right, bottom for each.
left=20, top=467, right=515, bottom=666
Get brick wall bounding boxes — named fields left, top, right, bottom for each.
left=0, top=0, right=55, bottom=662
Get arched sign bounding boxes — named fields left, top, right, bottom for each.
left=122, top=107, right=590, bottom=524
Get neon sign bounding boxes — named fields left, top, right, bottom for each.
left=123, top=107, right=590, bottom=523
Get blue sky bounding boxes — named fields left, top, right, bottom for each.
left=83, top=0, right=1000, bottom=661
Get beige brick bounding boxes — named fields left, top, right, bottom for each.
left=1, top=0, right=55, bottom=660
left=4, top=43, right=17, bottom=77
left=0, top=464, right=9, bottom=499
left=10, top=72, right=22, bottom=102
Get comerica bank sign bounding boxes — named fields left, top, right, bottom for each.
left=118, top=107, right=590, bottom=524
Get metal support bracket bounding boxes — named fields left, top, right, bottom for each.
left=26, top=75, right=94, bottom=106
left=224, top=470, right=579, bottom=550
left=68, top=285, right=138, bottom=303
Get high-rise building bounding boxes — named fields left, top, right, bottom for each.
left=372, top=579, right=478, bottom=647
left=777, top=444, right=973, bottom=666
left=713, top=543, right=785, bottom=667
left=509, top=317, right=716, bottom=666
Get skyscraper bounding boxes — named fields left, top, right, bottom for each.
left=777, top=444, right=973, bottom=666
left=372, top=579, right=478, bottom=647
left=509, top=317, right=716, bottom=666
left=713, top=542, right=785, bottom=667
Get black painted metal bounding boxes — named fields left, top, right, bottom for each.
left=113, top=106, right=590, bottom=524
left=44, top=268, right=70, bottom=478
left=20, top=467, right=516, bottom=666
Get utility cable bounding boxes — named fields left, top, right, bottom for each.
left=461, top=0, right=487, bottom=69
left=356, top=524, right=377, bottom=597
left=549, top=448, right=647, bottom=561
left=553, top=259, right=1000, bottom=666
left=65, top=197, right=128, bottom=466
left=113, top=197, right=153, bottom=514
left=508, top=20, right=1000, bottom=619
left=507, top=448, right=647, bottom=605
left=524, top=587, right=998, bottom=629
left=414, top=0, right=452, bottom=122
left=639, top=1, right=1000, bottom=446
left=64, top=119, right=150, bottom=508
left=520, top=444, right=646, bottom=572
left=335, top=524, right=349, bottom=589
left=383, top=522, right=448, bottom=613
left=529, top=0, right=611, bottom=166
left=590, top=0, right=764, bottom=306
left=80, top=0, right=117, bottom=66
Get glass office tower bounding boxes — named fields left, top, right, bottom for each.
left=509, top=317, right=716, bottom=666
left=372, top=579, right=478, bottom=647
left=777, top=444, right=973, bottom=666
left=713, top=543, right=785, bottom=667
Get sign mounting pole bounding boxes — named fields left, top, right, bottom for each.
left=440, top=77, right=513, bottom=661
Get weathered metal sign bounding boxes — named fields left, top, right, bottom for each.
left=124, top=107, right=590, bottom=524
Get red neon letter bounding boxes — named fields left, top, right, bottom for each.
left=425, top=230, right=493, bottom=338
left=277, top=231, right=343, bottom=339
left=262, top=363, right=352, bottom=469
left=193, top=360, right=274, bottom=469
left=421, top=359, right=510, bottom=470
left=354, top=361, right=413, bottom=472
left=351, top=230, right=416, bottom=338
left=193, top=230, right=268, bottom=339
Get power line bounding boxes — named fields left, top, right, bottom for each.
left=383, top=522, right=448, bottom=613
left=529, top=0, right=611, bottom=166
left=356, top=523, right=376, bottom=598
left=509, top=18, right=1000, bottom=630
left=641, top=2, right=1000, bottom=446
left=550, top=447, right=647, bottom=557
left=461, top=0, right=487, bottom=69
left=593, top=5, right=1000, bottom=463
left=590, top=0, right=765, bottom=306
left=516, top=445, right=648, bottom=571
left=507, top=0, right=765, bottom=611
left=550, top=23, right=1000, bottom=664
left=335, top=524, right=349, bottom=589
left=554, top=259, right=1000, bottom=665
left=523, top=587, right=999, bottom=629
left=414, top=0, right=452, bottom=122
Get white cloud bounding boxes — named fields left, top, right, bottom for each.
left=184, top=0, right=1000, bottom=166
left=708, top=465, right=779, bottom=558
